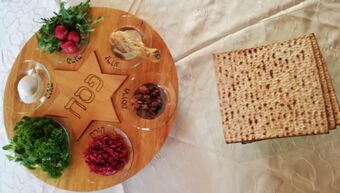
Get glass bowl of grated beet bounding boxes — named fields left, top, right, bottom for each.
left=83, top=125, right=133, bottom=176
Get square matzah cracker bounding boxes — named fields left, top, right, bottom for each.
left=213, top=34, right=329, bottom=143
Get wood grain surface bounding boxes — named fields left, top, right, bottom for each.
left=45, top=52, right=127, bottom=140
left=3, top=7, right=178, bottom=192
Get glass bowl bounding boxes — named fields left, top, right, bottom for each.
left=107, top=13, right=154, bottom=72
left=85, top=125, right=133, bottom=178
left=116, top=72, right=177, bottom=131
left=47, top=34, right=89, bottom=65
left=3, top=116, right=71, bottom=178
left=13, top=60, right=52, bottom=115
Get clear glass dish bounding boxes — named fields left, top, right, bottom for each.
left=117, top=72, right=177, bottom=131
left=47, top=35, right=89, bottom=65
left=107, top=13, right=154, bottom=72
left=4, top=116, right=71, bottom=178
left=13, top=60, right=52, bottom=115
left=85, top=125, right=133, bottom=178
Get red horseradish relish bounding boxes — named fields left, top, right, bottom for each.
left=84, top=134, right=129, bottom=175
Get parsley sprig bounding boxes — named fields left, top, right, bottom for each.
left=36, top=0, right=103, bottom=53
left=2, top=117, right=70, bottom=178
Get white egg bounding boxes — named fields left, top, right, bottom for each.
left=17, top=74, right=42, bottom=104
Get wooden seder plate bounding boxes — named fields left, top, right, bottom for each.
left=3, top=7, right=178, bottom=192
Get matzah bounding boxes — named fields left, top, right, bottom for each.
left=309, top=34, right=336, bottom=129
left=241, top=34, right=340, bottom=143
left=310, top=34, right=340, bottom=126
left=213, top=34, right=329, bottom=143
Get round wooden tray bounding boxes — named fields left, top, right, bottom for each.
left=3, top=7, right=178, bottom=192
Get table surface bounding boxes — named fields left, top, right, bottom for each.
left=1, top=0, right=340, bottom=193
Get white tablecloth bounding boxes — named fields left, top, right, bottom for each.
left=1, top=0, right=340, bottom=193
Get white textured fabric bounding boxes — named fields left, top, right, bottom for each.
left=1, top=0, right=340, bottom=193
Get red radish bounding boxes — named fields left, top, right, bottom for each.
left=67, top=31, right=81, bottom=43
left=60, top=41, right=78, bottom=54
left=54, top=25, right=68, bottom=40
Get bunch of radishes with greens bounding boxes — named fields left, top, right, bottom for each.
left=36, top=0, right=103, bottom=55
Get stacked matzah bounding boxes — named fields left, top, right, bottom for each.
left=213, top=34, right=340, bottom=144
